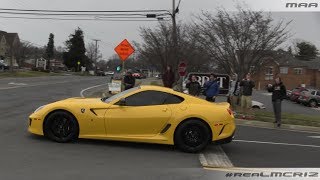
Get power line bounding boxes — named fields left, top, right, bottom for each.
left=0, top=11, right=169, bottom=16
left=0, top=8, right=170, bottom=13
left=0, top=16, right=170, bottom=21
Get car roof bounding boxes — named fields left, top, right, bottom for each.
left=139, top=85, right=175, bottom=92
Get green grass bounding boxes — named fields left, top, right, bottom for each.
left=0, top=71, right=61, bottom=78
left=237, top=110, right=320, bottom=127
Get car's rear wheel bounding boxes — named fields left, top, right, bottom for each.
left=309, top=100, right=318, bottom=107
left=44, top=111, right=79, bottom=143
left=174, top=120, right=211, bottom=153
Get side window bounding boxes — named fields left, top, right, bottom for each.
left=311, top=91, right=316, bottom=96
left=164, top=94, right=184, bottom=104
left=317, top=91, right=320, bottom=96
left=124, top=90, right=168, bottom=106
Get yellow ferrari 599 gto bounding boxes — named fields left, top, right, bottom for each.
left=28, top=85, right=235, bottom=153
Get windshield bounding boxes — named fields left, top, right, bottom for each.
left=102, top=87, right=140, bottom=103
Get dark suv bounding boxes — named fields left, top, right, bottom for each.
left=298, top=89, right=320, bottom=107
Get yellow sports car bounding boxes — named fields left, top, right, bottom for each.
left=28, top=85, right=235, bottom=153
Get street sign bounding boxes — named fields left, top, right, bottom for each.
left=178, top=62, right=187, bottom=77
left=114, top=39, right=135, bottom=61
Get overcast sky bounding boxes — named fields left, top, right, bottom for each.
left=1, top=0, right=320, bottom=60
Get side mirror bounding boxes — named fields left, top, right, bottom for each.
left=119, top=98, right=126, bottom=106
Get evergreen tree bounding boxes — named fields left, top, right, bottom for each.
left=295, top=41, right=318, bottom=61
left=63, top=28, right=88, bottom=71
left=45, top=33, right=54, bottom=71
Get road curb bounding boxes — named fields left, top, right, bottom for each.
left=235, top=119, right=320, bottom=134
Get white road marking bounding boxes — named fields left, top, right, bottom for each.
left=312, top=107, right=320, bottom=111
left=8, top=82, right=27, bottom=86
left=205, top=167, right=320, bottom=173
left=80, top=83, right=108, bottom=97
left=234, top=139, right=320, bottom=148
left=308, top=136, right=320, bottom=139
left=199, top=146, right=234, bottom=168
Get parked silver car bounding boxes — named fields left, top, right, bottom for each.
left=298, top=89, right=320, bottom=107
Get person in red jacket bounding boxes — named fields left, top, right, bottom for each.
left=162, top=65, right=175, bottom=88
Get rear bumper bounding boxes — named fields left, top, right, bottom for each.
left=213, top=129, right=235, bottom=144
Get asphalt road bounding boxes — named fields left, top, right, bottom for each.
left=222, top=125, right=320, bottom=168
left=0, top=76, right=206, bottom=180
left=0, top=76, right=319, bottom=179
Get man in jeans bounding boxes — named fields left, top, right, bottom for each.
left=204, top=73, right=219, bottom=102
left=240, top=73, right=255, bottom=119
left=228, top=74, right=240, bottom=111
left=268, top=77, right=286, bottom=127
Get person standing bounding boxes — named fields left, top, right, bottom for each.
left=239, top=73, right=255, bottom=118
left=162, top=65, right=175, bottom=88
left=123, top=70, right=135, bottom=90
left=228, top=74, right=240, bottom=110
left=204, top=73, right=219, bottom=102
left=186, top=75, right=201, bottom=96
left=268, top=77, right=286, bottom=127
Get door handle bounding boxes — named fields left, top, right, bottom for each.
left=162, top=108, right=168, bottom=112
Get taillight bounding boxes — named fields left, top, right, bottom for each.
left=227, top=108, right=233, bottom=116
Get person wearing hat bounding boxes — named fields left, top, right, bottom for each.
left=123, top=69, right=135, bottom=90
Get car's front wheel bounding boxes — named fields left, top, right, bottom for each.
left=309, top=100, right=318, bottom=107
left=174, top=120, right=211, bottom=153
left=43, top=111, right=79, bottom=143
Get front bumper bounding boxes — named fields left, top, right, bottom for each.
left=28, top=113, right=44, bottom=136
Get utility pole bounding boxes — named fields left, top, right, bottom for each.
left=171, top=0, right=182, bottom=91
left=92, top=39, right=100, bottom=73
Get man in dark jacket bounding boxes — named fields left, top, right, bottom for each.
left=204, top=73, right=219, bottom=102
left=162, top=65, right=175, bottom=88
left=123, top=70, right=135, bottom=90
left=239, top=73, right=255, bottom=118
left=268, top=77, right=286, bottom=127
left=186, top=75, right=201, bottom=96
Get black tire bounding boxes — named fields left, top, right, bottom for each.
left=252, top=105, right=260, bottom=109
left=43, top=111, right=79, bottom=143
left=174, top=120, right=211, bottom=153
left=309, top=100, right=318, bottom=108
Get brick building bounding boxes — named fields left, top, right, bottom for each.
left=253, top=52, right=320, bottom=90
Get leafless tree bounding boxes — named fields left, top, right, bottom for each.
left=192, top=7, right=291, bottom=79
left=86, top=42, right=102, bottom=63
left=135, top=22, right=212, bottom=75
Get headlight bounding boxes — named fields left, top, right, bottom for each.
left=34, top=105, right=45, bottom=113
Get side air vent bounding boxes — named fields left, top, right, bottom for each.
left=90, top=109, right=97, bottom=116
left=160, top=124, right=171, bottom=134
left=218, top=125, right=226, bottom=136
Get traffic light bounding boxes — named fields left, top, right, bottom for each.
left=116, top=65, right=122, bottom=72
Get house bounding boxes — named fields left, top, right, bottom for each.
left=0, top=30, right=20, bottom=67
left=253, top=51, right=320, bottom=90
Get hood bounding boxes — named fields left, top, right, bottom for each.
left=61, top=97, right=103, bottom=104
